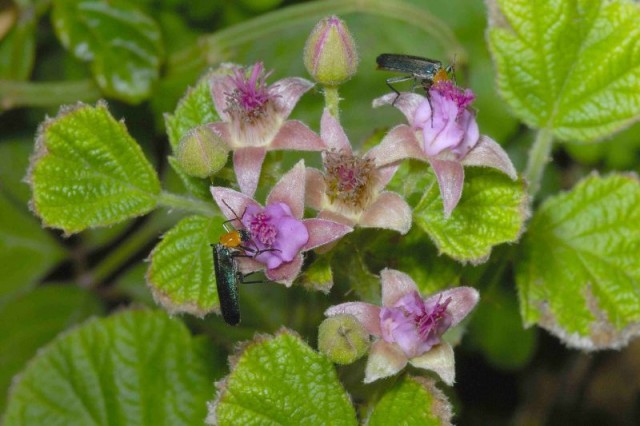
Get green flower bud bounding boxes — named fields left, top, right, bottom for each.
left=303, top=16, right=358, bottom=86
left=176, top=125, right=229, bottom=178
left=318, top=314, right=370, bottom=365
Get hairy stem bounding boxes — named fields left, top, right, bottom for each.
left=156, top=191, right=216, bottom=216
left=0, top=79, right=101, bottom=110
left=524, top=128, right=554, bottom=198
left=324, top=85, right=340, bottom=119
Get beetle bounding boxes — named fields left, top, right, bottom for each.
left=376, top=53, right=454, bottom=104
left=213, top=200, right=280, bottom=325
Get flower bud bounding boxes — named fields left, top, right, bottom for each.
left=318, top=314, right=370, bottom=364
left=176, top=125, right=229, bottom=178
left=303, top=16, right=358, bottom=86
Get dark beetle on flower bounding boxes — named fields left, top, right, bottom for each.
left=376, top=53, right=454, bottom=103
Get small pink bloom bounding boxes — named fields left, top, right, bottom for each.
left=209, top=63, right=326, bottom=197
left=372, top=83, right=517, bottom=217
left=325, top=269, right=479, bottom=384
left=211, top=161, right=352, bottom=286
left=305, top=109, right=412, bottom=234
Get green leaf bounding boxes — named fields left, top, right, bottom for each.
left=165, top=69, right=221, bottom=152
left=147, top=215, right=224, bottom=317
left=0, top=191, right=66, bottom=298
left=516, top=173, right=640, bottom=350
left=488, top=0, right=640, bottom=142
left=367, top=376, right=452, bottom=426
left=411, top=166, right=528, bottom=264
left=0, top=285, right=102, bottom=413
left=29, top=102, right=161, bottom=234
left=0, top=8, right=36, bottom=80
left=211, top=330, right=357, bottom=426
left=467, top=284, right=536, bottom=370
left=3, top=309, right=215, bottom=426
left=0, top=138, right=33, bottom=205
left=51, top=0, right=163, bottom=103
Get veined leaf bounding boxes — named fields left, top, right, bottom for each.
left=3, top=309, right=216, bottom=426
left=29, top=102, right=161, bottom=234
left=51, top=0, right=163, bottom=103
left=516, top=173, right=640, bottom=350
left=488, top=0, right=640, bottom=142
left=209, top=330, right=357, bottom=426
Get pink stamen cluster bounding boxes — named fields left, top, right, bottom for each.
left=432, top=80, right=475, bottom=111
left=323, top=149, right=376, bottom=210
left=416, top=295, right=452, bottom=342
left=249, top=212, right=278, bottom=247
left=224, top=62, right=273, bottom=122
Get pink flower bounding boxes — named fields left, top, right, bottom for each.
left=211, top=161, right=352, bottom=286
left=209, top=62, right=326, bottom=197
left=305, top=109, right=412, bottom=234
left=325, top=269, right=479, bottom=384
left=371, top=82, right=517, bottom=217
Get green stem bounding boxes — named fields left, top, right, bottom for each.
left=323, top=85, right=340, bottom=119
left=156, top=191, right=216, bottom=216
left=90, top=214, right=166, bottom=284
left=0, top=79, right=101, bottom=110
left=170, top=0, right=466, bottom=77
left=524, top=128, right=554, bottom=198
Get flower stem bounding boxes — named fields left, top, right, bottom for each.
left=170, top=0, right=466, bottom=77
left=90, top=213, right=168, bottom=284
left=156, top=191, right=216, bottom=216
left=324, top=85, right=340, bottom=119
left=524, top=128, right=554, bottom=198
left=0, top=79, right=101, bottom=110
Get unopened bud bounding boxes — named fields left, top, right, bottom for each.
left=176, top=125, right=229, bottom=178
left=318, top=314, right=370, bottom=364
left=303, top=16, right=358, bottom=86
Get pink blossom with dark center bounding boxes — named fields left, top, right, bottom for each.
left=371, top=84, right=517, bottom=217
left=305, top=109, right=412, bottom=234
left=209, top=63, right=326, bottom=197
left=325, top=269, right=479, bottom=384
left=211, top=161, right=352, bottom=286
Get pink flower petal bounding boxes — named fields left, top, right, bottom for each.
left=364, top=340, right=408, bottom=383
left=462, top=135, right=518, bottom=180
left=210, top=186, right=261, bottom=221
left=426, top=286, right=480, bottom=328
left=305, top=168, right=326, bottom=210
left=375, top=164, right=400, bottom=189
left=236, top=256, right=263, bottom=274
left=267, top=160, right=306, bottom=218
left=270, top=120, right=326, bottom=151
left=210, top=68, right=235, bottom=122
left=372, top=92, right=425, bottom=124
left=409, top=341, right=455, bottom=385
left=270, top=77, right=314, bottom=119
left=367, top=125, right=426, bottom=168
left=317, top=210, right=355, bottom=227
left=320, top=109, right=352, bottom=152
left=429, top=158, right=464, bottom=218
left=359, top=191, right=412, bottom=234
left=302, top=218, right=352, bottom=251
left=233, top=147, right=267, bottom=197
left=325, top=301, right=382, bottom=336
left=265, top=253, right=304, bottom=287
left=380, top=268, right=419, bottom=307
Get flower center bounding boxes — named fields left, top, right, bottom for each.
left=323, top=150, right=377, bottom=211
left=224, top=62, right=274, bottom=123
left=413, top=295, right=452, bottom=342
left=248, top=212, right=278, bottom=247
left=432, top=80, right=475, bottom=111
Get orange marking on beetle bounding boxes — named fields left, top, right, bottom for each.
left=220, top=231, right=243, bottom=248
left=433, top=68, right=450, bottom=84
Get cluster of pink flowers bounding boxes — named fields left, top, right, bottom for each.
left=204, top=58, right=513, bottom=383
